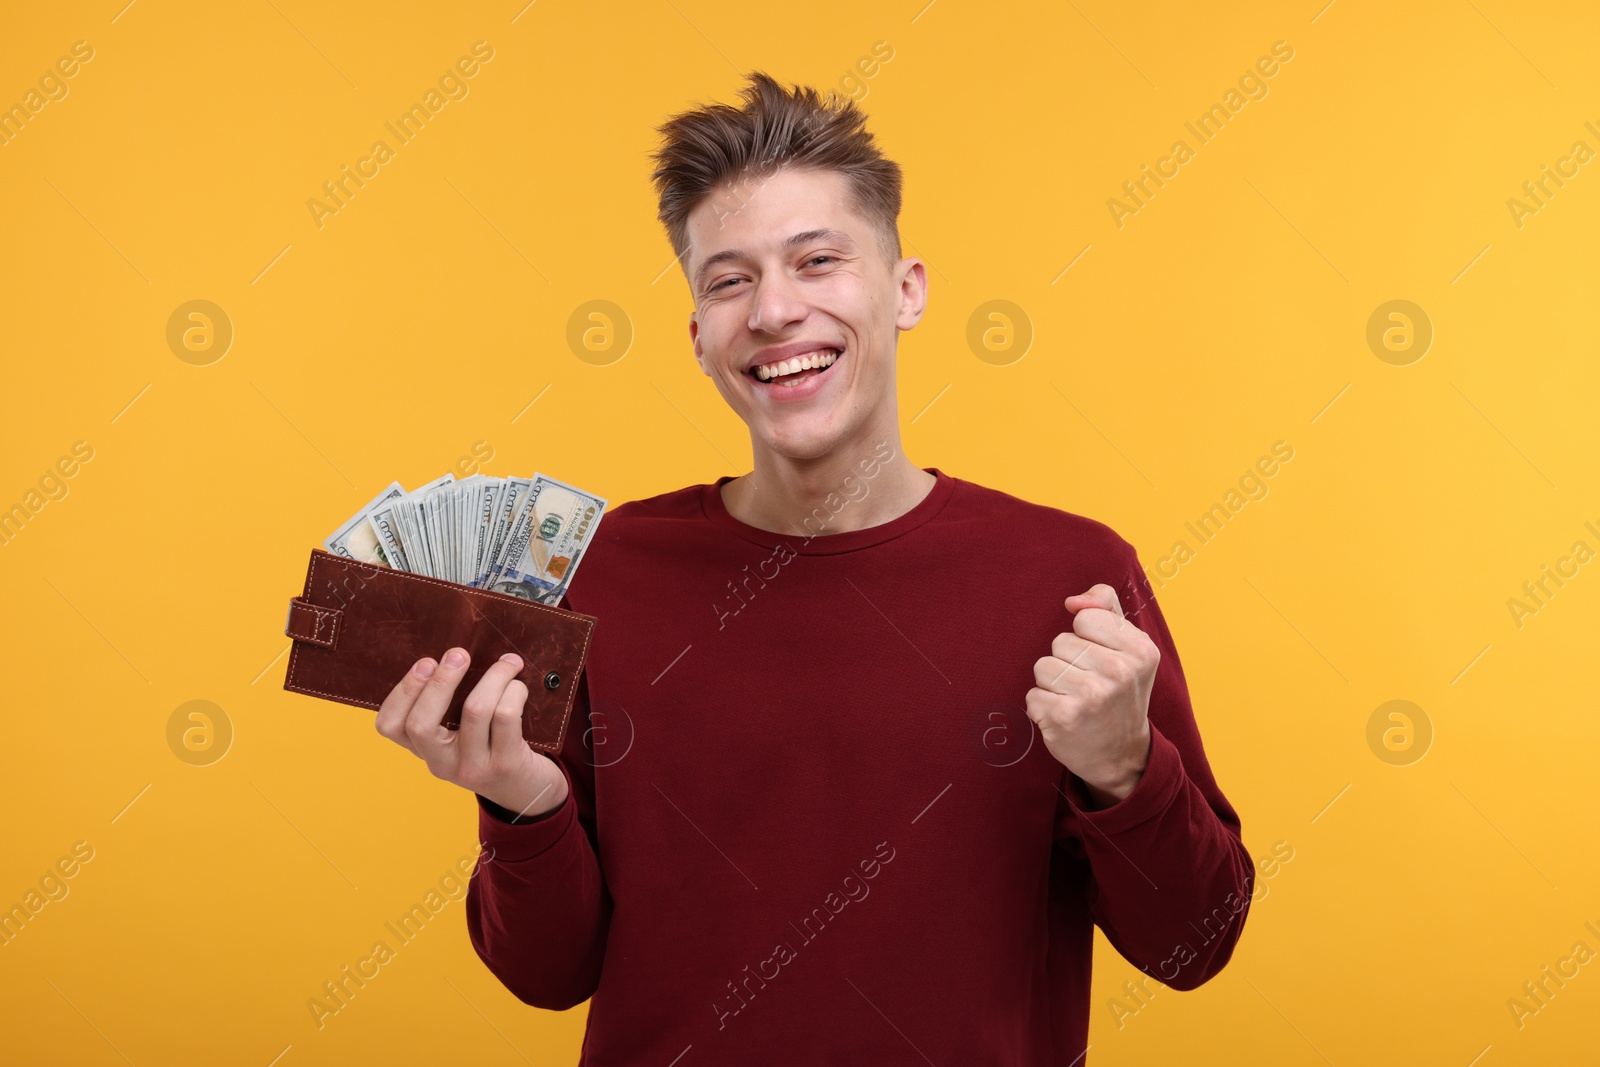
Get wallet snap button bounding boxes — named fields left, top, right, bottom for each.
left=544, top=671, right=561, bottom=690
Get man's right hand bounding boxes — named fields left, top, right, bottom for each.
left=375, top=648, right=568, bottom=821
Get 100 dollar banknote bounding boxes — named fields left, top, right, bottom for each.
left=321, top=471, right=606, bottom=604
left=484, top=474, right=606, bottom=605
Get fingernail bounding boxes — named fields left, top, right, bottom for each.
left=445, top=649, right=467, bottom=668
left=415, top=658, right=437, bottom=679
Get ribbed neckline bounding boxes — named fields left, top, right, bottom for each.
left=700, top=467, right=956, bottom=555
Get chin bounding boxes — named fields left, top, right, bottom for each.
left=758, top=426, right=840, bottom=462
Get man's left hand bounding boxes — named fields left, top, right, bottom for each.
left=1025, top=583, right=1157, bottom=807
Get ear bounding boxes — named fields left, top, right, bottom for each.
left=689, top=311, right=709, bottom=376
left=894, top=258, right=929, bottom=332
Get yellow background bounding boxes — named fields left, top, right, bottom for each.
left=3, top=0, right=1597, bottom=1062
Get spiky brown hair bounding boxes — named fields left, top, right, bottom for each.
left=649, top=71, right=904, bottom=283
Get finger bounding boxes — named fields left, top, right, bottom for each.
left=406, top=647, right=472, bottom=756
left=458, top=653, right=524, bottom=759
left=1025, top=684, right=1071, bottom=728
left=1034, top=653, right=1099, bottom=695
left=1071, top=603, right=1145, bottom=652
left=1048, top=631, right=1117, bottom=679
left=488, top=678, right=531, bottom=763
left=376, top=657, right=436, bottom=751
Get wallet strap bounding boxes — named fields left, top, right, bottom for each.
left=285, top=597, right=342, bottom=649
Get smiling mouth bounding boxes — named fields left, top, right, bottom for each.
left=748, top=349, right=842, bottom=386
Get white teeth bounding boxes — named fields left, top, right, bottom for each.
left=754, top=349, right=839, bottom=381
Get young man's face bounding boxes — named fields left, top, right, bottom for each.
left=685, top=166, right=926, bottom=464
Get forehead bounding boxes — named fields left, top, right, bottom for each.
left=686, top=166, right=863, bottom=267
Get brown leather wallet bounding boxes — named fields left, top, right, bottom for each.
left=282, top=548, right=597, bottom=752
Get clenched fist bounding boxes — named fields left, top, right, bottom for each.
left=1025, top=583, right=1157, bottom=808
left=374, top=648, right=568, bottom=821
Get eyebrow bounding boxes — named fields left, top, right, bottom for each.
left=692, top=228, right=857, bottom=292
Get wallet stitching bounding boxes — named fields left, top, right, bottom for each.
left=287, top=598, right=340, bottom=648
left=287, top=549, right=596, bottom=749
left=309, top=549, right=596, bottom=622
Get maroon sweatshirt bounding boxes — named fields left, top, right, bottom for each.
left=466, top=464, right=1253, bottom=1064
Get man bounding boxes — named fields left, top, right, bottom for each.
left=375, top=71, right=1253, bottom=1063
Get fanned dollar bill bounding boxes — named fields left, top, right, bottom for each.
left=320, top=470, right=606, bottom=602
left=488, top=474, right=607, bottom=605
left=323, top=482, right=404, bottom=564
left=477, top=476, right=531, bottom=586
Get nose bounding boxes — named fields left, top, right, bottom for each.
left=747, top=268, right=810, bottom=336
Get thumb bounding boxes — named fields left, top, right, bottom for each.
left=1064, top=584, right=1112, bottom=610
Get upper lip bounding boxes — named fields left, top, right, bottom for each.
left=744, top=341, right=844, bottom=373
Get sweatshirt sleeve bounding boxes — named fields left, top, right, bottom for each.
left=1051, top=543, right=1254, bottom=991
left=465, top=665, right=612, bottom=1009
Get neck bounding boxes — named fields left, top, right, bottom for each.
left=722, top=432, right=934, bottom=538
